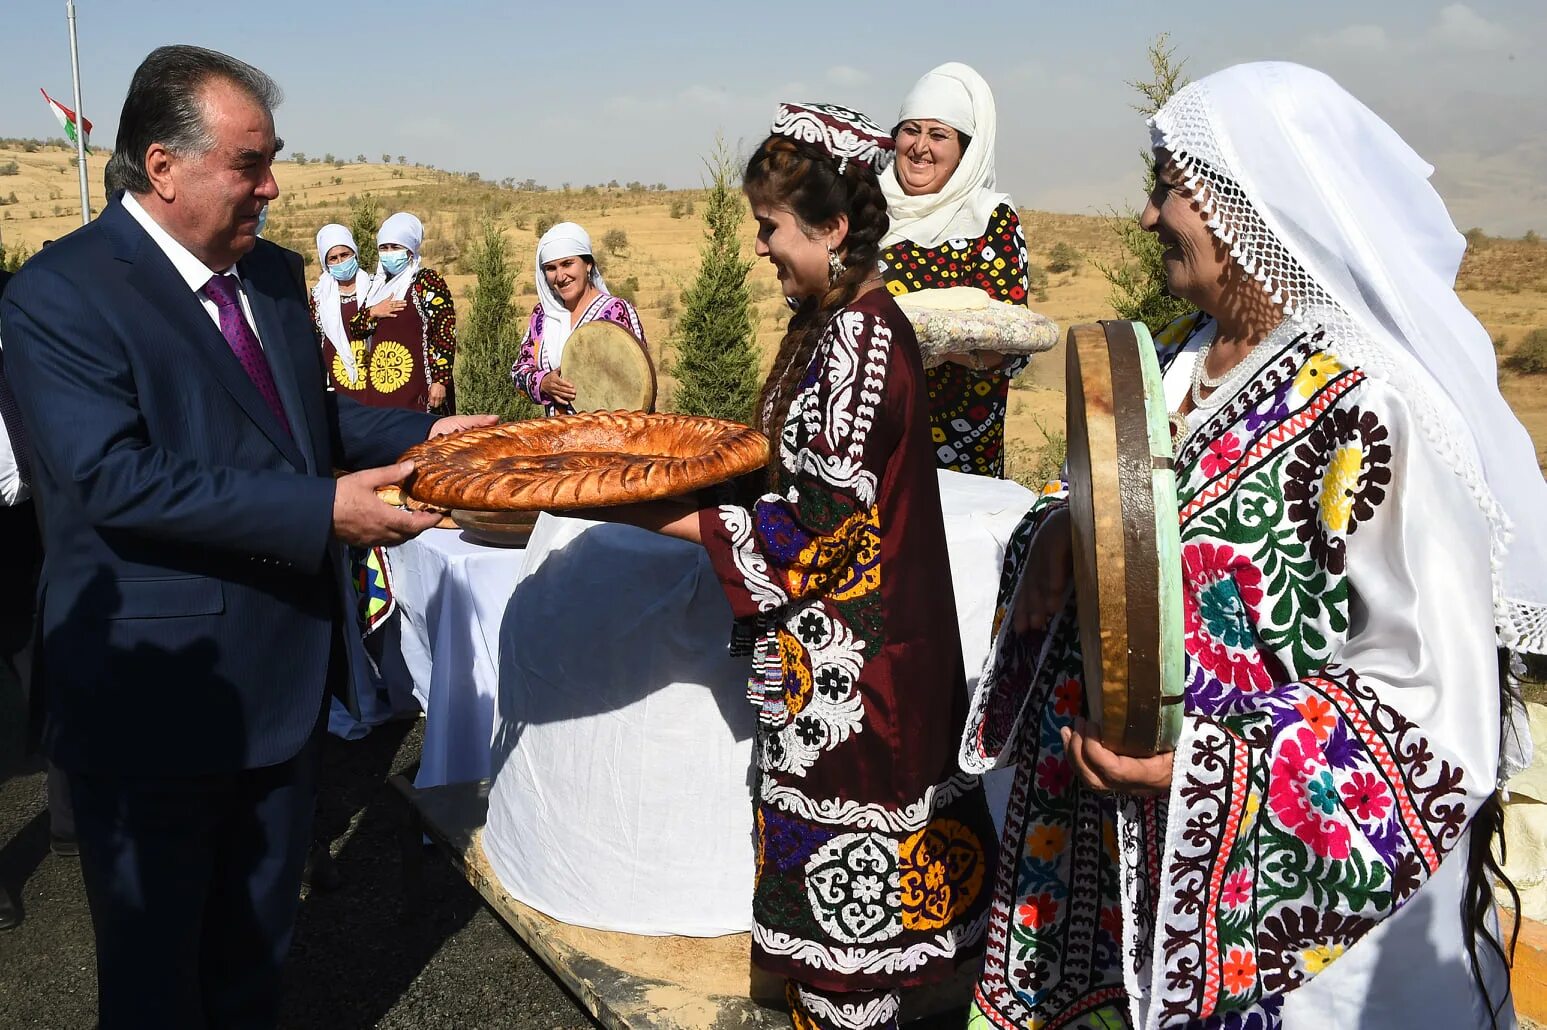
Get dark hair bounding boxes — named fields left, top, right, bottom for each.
left=105, top=45, right=282, bottom=196
left=743, top=135, right=889, bottom=448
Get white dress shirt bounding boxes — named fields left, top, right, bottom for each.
left=0, top=332, right=26, bottom=506
left=120, top=192, right=265, bottom=349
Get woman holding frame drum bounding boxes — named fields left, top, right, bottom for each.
left=511, top=221, right=647, bottom=415
left=962, top=62, right=1545, bottom=1029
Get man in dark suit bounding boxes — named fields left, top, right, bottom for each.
left=0, top=45, right=492, bottom=1027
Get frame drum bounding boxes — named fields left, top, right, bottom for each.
left=1064, top=320, right=1184, bottom=758
left=562, top=320, right=656, bottom=413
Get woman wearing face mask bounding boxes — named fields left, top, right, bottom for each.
left=310, top=223, right=372, bottom=393
left=352, top=211, right=457, bottom=412
left=880, top=62, right=1028, bottom=479
left=511, top=221, right=647, bottom=416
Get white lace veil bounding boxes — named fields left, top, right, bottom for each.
left=1151, top=61, right=1547, bottom=659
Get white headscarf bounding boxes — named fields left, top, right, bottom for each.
left=880, top=62, right=1011, bottom=249
left=534, top=221, right=609, bottom=369
left=1151, top=61, right=1547, bottom=658
left=364, top=211, right=424, bottom=306
left=311, top=223, right=362, bottom=379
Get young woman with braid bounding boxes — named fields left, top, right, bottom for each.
left=581, top=103, right=997, bottom=1030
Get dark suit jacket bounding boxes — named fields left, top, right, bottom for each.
left=0, top=198, right=436, bottom=775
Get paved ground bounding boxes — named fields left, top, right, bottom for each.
left=0, top=720, right=596, bottom=1029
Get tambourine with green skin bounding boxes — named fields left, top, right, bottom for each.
left=1064, top=320, right=1185, bottom=758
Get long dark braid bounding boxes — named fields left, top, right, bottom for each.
left=1462, top=648, right=1530, bottom=1028
left=743, top=136, right=890, bottom=476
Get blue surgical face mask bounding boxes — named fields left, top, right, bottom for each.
left=379, top=249, right=410, bottom=276
left=255, top=204, right=268, bottom=237
left=328, top=256, right=359, bottom=282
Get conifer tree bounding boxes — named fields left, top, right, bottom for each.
left=455, top=218, right=539, bottom=421
left=1096, top=34, right=1196, bottom=335
left=669, top=141, right=760, bottom=424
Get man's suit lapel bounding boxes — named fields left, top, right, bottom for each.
left=240, top=261, right=318, bottom=475
left=112, top=204, right=306, bottom=472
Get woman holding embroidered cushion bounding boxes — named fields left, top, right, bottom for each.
left=511, top=221, right=647, bottom=416
left=576, top=103, right=996, bottom=1030
left=310, top=224, right=372, bottom=393
left=880, top=62, right=1029, bottom=478
left=962, top=62, right=1545, bottom=1028
left=350, top=212, right=457, bottom=413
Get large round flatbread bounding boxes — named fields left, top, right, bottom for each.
left=562, top=320, right=656, bottom=413
left=892, top=287, right=1059, bottom=368
left=400, top=411, right=768, bottom=512
left=1065, top=321, right=1184, bottom=758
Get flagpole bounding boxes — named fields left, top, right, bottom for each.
left=65, top=0, right=90, bottom=225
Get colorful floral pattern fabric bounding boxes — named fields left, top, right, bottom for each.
left=510, top=294, right=647, bottom=416
left=700, top=289, right=996, bottom=994
left=880, top=202, right=1031, bottom=478
left=962, top=316, right=1497, bottom=1028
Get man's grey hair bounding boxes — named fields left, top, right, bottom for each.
left=104, top=45, right=282, bottom=196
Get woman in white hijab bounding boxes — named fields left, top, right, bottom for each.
left=963, top=62, right=1544, bottom=1029
left=353, top=211, right=458, bottom=412
left=880, top=61, right=1026, bottom=478
left=310, top=223, right=370, bottom=392
left=511, top=221, right=647, bottom=415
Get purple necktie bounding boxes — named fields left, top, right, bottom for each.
left=202, top=273, right=292, bottom=436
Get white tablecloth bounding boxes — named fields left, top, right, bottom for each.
left=387, top=529, right=529, bottom=789
left=456, top=471, right=1034, bottom=936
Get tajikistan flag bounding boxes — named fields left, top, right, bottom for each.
left=40, top=88, right=92, bottom=151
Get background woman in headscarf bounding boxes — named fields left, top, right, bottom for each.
left=310, top=223, right=371, bottom=393
left=351, top=212, right=457, bottom=413
left=511, top=221, right=646, bottom=416
left=962, top=62, right=1545, bottom=1029
left=880, top=62, right=1028, bottom=479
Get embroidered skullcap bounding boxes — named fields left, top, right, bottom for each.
left=771, top=102, right=894, bottom=174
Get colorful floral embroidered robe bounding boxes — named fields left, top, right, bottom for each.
left=510, top=294, right=647, bottom=416
left=962, top=313, right=1506, bottom=1028
left=880, top=202, right=1031, bottom=479
left=699, top=289, right=998, bottom=994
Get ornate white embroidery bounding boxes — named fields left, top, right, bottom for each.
left=762, top=772, right=981, bottom=832
left=717, top=504, right=787, bottom=613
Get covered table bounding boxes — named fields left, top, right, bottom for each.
left=470, top=471, right=1033, bottom=936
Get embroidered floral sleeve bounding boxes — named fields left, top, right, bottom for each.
left=973, top=204, right=1031, bottom=382
left=1128, top=363, right=1499, bottom=1028
left=348, top=301, right=375, bottom=340
left=700, top=307, right=898, bottom=621
left=510, top=308, right=548, bottom=406
left=414, top=268, right=456, bottom=386
left=965, top=323, right=1502, bottom=1030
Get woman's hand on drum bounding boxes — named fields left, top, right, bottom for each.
left=540, top=371, right=578, bottom=405
left=1012, top=506, right=1072, bottom=634
left=1062, top=717, right=1173, bottom=795
left=368, top=297, right=407, bottom=320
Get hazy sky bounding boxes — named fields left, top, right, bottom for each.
left=4, top=1, right=1544, bottom=233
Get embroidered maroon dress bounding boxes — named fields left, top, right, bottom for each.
left=698, top=289, right=997, bottom=996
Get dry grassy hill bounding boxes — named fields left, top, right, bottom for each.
left=4, top=142, right=1545, bottom=480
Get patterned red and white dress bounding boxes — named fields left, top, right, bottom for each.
left=880, top=202, right=1030, bottom=478
left=962, top=313, right=1505, bottom=1029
